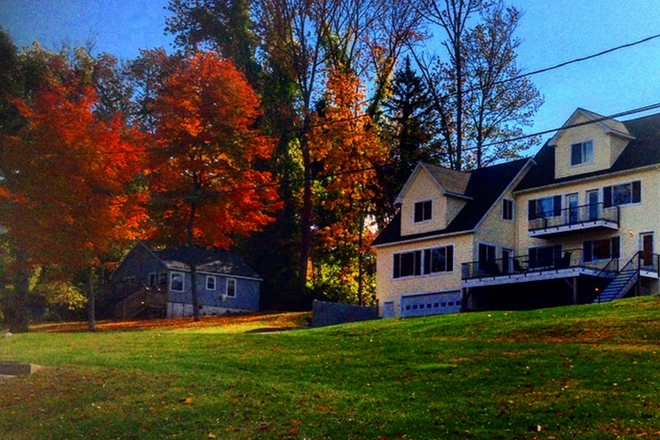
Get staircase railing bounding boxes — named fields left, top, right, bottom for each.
left=115, top=287, right=167, bottom=319
left=595, top=251, right=640, bottom=303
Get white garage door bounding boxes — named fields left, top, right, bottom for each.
left=400, top=291, right=461, bottom=317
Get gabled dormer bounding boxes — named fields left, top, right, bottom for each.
left=396, top=163, right=472, bottom=236
left=550, top=108, right=635, bottom=179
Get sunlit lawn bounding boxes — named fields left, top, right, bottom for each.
left=2, top=298, right=660, bottom=439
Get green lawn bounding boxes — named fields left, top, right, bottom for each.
left=2, top=298, right=660, bottom=439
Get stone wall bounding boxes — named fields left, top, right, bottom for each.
left=311, top=300, right=379, bottom=327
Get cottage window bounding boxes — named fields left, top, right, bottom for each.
left=206, top=276, right=216, bottom=291
left=570, top=141, right=594, bottom=166
left=148, top=273, right=157, bottom=288
left=502, top=199, right=514, bottom=221
left=226, top=278, right=237, bottom=298
left=393, top=246, right=454, bottom=279
left=603, top=181, right=641, bottom=207
left=413, top=200, right=432, bottom=223
left=170, top=272, right=184, bottom=292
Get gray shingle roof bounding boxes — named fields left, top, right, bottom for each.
left=147, top=244, right=261, bottom=279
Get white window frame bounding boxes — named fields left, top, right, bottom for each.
left=413, top=199, right=433, bottom=224
left=206, top=275, right=217, bottom=291
left=570, top=140, right=594, bottom=167
left=170, top=272, right=185, bottom=292
left=502, top=198, right=514, bottom=222
left=226, top=278, right=237, bottom=298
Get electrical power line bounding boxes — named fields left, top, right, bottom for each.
left=4, top=100, right=660, bottom=211
left=8, top=31, right=660, bottom=159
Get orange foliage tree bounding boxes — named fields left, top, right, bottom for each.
left=148, top=50, right=280, bottom=321
left=308, top=67, right=387, bottom=303
left=0, top=54, right=146, bottom=332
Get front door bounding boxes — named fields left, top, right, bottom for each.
left=640, top=232, right=654, bottom=269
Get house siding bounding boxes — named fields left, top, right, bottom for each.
left=554, top=113, right=619, bottom=179
left=400, top=171, right=446, bottom=236
left=167, top=272, right=260, bottom=316
left=515, top=168, right=660, bottom=263
left=112, top=244, right=167, bottom=287
left=375, top=233, right=473, bottom=317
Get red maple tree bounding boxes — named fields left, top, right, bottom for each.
left=148, top=50, right=280, bottom=321
left=0, top=66, right=147, bottom=331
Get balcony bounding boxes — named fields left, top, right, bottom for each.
left=529, top=203, right=619, bottom=238
left=461, top=249, right=617, bottom=288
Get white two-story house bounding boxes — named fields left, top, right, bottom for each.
left=373, top=108, right=660, bottom=318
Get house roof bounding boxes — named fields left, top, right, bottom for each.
left=516, top=111, right=660, bottom=191
left=373, top=158, right=530, bottom=246
left=424, top=163, right=472, bottom=197
left=145, top=243, right=261, bottom=279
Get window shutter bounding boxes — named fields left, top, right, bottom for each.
left=393, top=254, right=400, bottom=278
left=603, top=186, right=612, bottom=208
left=447, top=246, right=454, bottom=272
left=553, top=195, right=562, bottom=216
left=632, top=181, right=641, bottom=203
left=528, top=200, right=536, bottom=220
left=583, top=241, right=592, bottom=262
left=612, top=237, right=621, bottom=259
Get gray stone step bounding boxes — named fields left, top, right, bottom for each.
left=0, top=360, right=41, bottom=376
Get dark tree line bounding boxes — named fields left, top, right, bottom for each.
left=0, top=0, right=543, bottom=329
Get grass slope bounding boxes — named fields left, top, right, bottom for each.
left=1, top=298, right=660, bottom=439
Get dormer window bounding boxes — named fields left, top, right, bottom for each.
left=413, top=200, right=433, bottom=223
left=570, top=140, right=594, bottom=166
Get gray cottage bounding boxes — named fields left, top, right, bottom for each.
left=110, top=242, right=261, bottom=318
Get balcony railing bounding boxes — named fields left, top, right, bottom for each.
left=529, top=203, right=619, bottom=237
left=461, top=248, right=617, bottom=281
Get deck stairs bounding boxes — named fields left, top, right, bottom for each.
left=115, top=287, right=167, bottom=319
left=594, top=252, right=639, bottom=303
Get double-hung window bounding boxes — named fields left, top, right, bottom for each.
left=413, top=200, right=432, bottom=223
left=170, top=272, right=184, bottom=292
left=206, top=276, right=216, bottom=291
left=603, top=181, right=641, bottom=207
left=226, top=278, right=237, bottom=297
left=571, top=141, right=594, bottom=166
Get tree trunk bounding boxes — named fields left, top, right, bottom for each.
left=87, top=266, right=96, bottom=332
left=8, top=248, right=30, bottom=333
left=299, top=123, right=313, bottom=293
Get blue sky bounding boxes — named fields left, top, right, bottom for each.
left=1, top=0, right=659, bottom=147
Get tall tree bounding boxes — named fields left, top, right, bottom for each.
left=377, top=56, right=439, bottom=219
left=308, top=66, right=387, bottom=303
left=415, top=0, right=541, bottom=169
left=166, top=0, right=424, bottom=297
left=0, top=45, right=146, bottom=332
left=148, top=50, right=280, bottom=321
left=462, top=5, right=543, bottom=167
